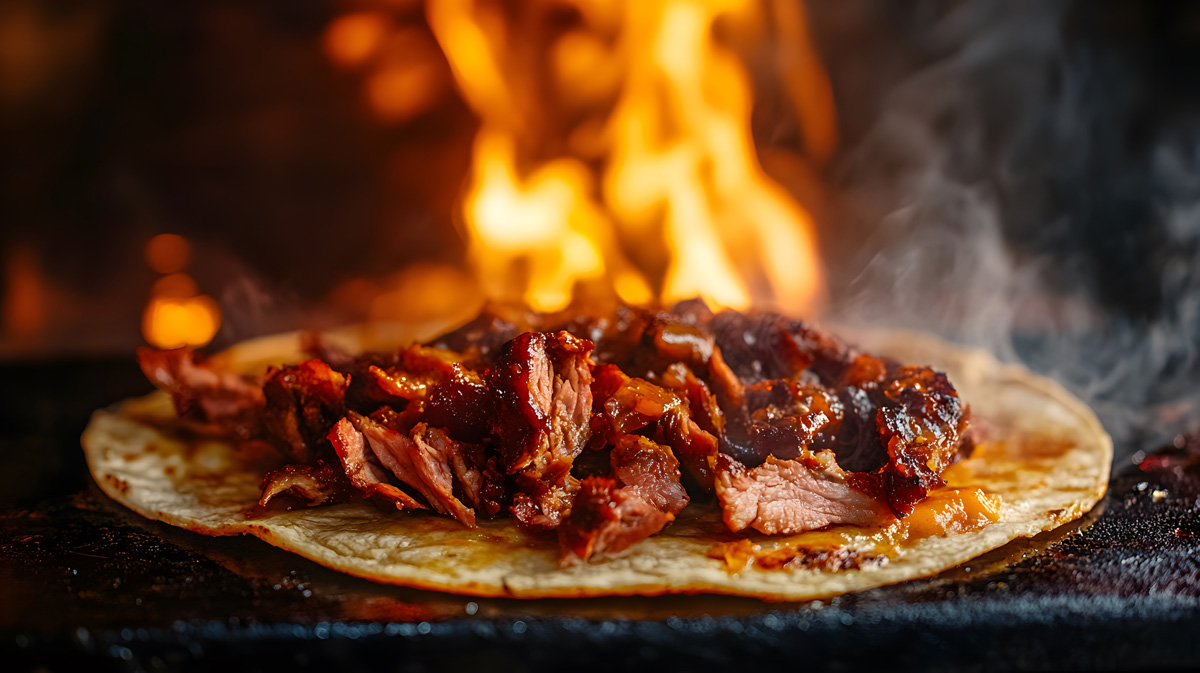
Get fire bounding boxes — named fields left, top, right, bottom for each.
left=141, top=234, right=221, bottom=349
left=424, top=0, right=830, bottom=314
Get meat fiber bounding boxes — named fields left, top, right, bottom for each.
left=349, top=413, right=476, bottom=527
left=489, top=331, right=594, bottom=529
left=327, top=417, right=426, bottom=511
left=610, top=434, right=689, bottom=515
left=715, top=453, right=891, bottom=535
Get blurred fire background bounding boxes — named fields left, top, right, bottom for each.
left=1, top=0, right=1198, bottom=456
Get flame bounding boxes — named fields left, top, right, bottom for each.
left=141, top=235, right=221, bottom=349
left=423, top=0, right=830, bottom=314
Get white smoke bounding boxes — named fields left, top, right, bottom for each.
left=825, top=0, right=1200, bottom=465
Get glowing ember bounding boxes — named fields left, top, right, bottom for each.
left=422, top=0, right=829, bottom=314
left=141, top=235, right=221, bottom=349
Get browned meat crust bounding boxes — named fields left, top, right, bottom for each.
left=490, top=331, right=595, bottom=530
left=141, top=301, right=973, bottom=558
left=262, top=360, right=348, bottom=463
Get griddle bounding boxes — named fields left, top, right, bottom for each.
left=2, top=358, right=1198, bottom=672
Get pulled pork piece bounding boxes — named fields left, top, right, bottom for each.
left=558, top=435, right=688, bottom=564
left=262, top=360, right=349, bottom=464
left=410, top=424, right=477, bottom=527
left=707, top=309, right=847, bottom=385
left=656, top=407, right=718, bottom=493
left=349, top=413, right=476, bottom=527
left=369, top=345, right=492, bottom=443
left=874, top=366, right=969, bottom=516
left=137, top=347, right=264, bottom=438
left=610, top=435, right=689, bottom=515
left=489, top=331, right=594, bottom=529
left=558, top=477, right=672, bottom=565
left=715, top=453, right=891, bottom=535
left=258, top=462, right=354, bottom=508
left=593, top=363, right=718, bottom=493
left=721, top=380, right=844, bottom=467
left=328, top=417, right=426, bottom=511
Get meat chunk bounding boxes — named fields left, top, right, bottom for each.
left=721, top=380, right=844, bottom=467
left=558, top=477, right=672, bottom=565
left=707, top=310, right=847, bottom=385
left=874, top=366, right=969, bottom=515
left=369, top=345, right=492, bottom=443
left=715, top=454, right=891, bottom=535
left=410, top=424, right=477, bottom=527
left=656, top=407, right=719, bottom=493
left=594, top=364, right=718, bottom=493
left=262, top=360, right=349, bottom=463
left=327, top=417, right=425, bottom=511
left=258, top=462, right=353, bottom=508
left=610, top=435, right=689, bottom=515
left=489, top=331, right=594, bottom=529
left=136, top=347, right=264, bottom=438
left=350, top=414, right=476, bottom=527
left=426, top=306, right=540, bottom=368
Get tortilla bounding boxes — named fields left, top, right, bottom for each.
left=81, top=326, right=1111, bottom=600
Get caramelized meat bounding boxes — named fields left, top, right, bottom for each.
left=610, top=435, right=689, bottom=515
left=262, top=360, right=349, bottom=463
left=370, top=345, right=491, bottom=443
left=715, top=453, right=891, bottom=535
left=489, top=331, right=594, bottom=529
left=258, top=462, right=353, bottom=508
left=657, top=408, right=719, bottom=493
left=426, top=307, right=538, bottom=368
left=137, top=347, right=264, bottom=438
left=707, top=310, right=847, bottom=384
left=327, top=417, right=425, bottom=511
left=721, top=380, right=844, bottom=466
left=602, top=376, right=683, bottom=436
left=874, top=365, right=969, bottom=515
left=558, top=477, right=672, bottom=565
left=144, top=301, right=977, bottom=546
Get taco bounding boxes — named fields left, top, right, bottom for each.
left=81, top=303, right=1111, bottom=600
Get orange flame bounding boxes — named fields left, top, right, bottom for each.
left=425, top=0, right=830, bottom=314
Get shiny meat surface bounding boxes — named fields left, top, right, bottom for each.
left=142, top=302, right=974, bottom=557
left=261, top=360, right=348, bottom=464
left=558, top=477, right=672, bottom=565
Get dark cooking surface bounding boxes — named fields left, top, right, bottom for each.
left=1, top=359, right=1199, bottom=672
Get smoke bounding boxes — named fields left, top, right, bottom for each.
left=825, top=0, right=1200, bottom=465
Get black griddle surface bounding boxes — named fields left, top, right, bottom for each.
left=1, top=359, right=1198, bottom=672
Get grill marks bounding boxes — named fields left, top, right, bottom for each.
left=140, top=302, right=972, bottom=562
